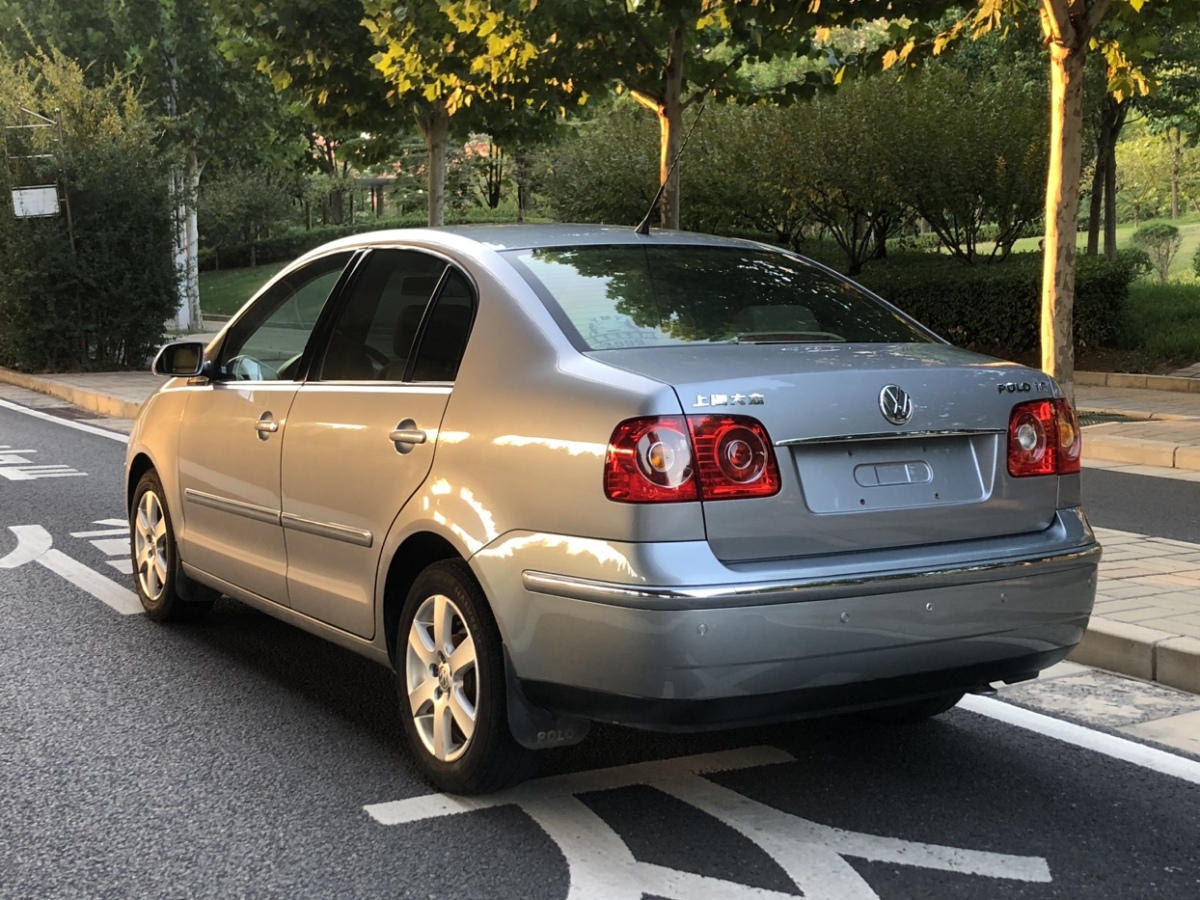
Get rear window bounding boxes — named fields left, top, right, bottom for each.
left=503, top=245, right=934, bottom=351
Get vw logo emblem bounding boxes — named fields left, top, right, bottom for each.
left=879, top=385, right=913, bottom=426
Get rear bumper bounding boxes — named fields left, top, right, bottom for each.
left=471, top=508, right=1099, bottom=729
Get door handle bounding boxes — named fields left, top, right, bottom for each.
left=389, top=429, right=427, bottom=444
left=389, top=419, right=427, bottom=454
left=255, top=413, right=279, bottom=440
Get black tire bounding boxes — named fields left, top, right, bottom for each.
left=130, top=470, right=216, bottom=622
left=861, top=691, right=965, bottom=724
left=396, top=560, right=538, bottom=794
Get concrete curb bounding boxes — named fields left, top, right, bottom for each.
left=1084, top=433, right=1199, bottom=471
left=1070, top=617, right=1200, bottom=695
left=1077, top=370, right=1200, bottom=395
left=0, top=368, right=142, bottom=420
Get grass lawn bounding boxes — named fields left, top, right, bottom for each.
left=199, top=262, right=287, bottom=317
left=1011, top=213, right=1200, bottom=281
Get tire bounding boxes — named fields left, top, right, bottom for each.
left=397, top=560, right=538, bottom=794
left=861, top=692, right=965, bottom=724
left=130, top=470, right=216, bottom=622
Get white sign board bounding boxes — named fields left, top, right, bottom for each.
left=11, top=186, right=59, bottom=218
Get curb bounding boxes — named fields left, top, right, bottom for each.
left=1084, top=433, right=1200, bottom=472
left=1077, top=370, right=1200, bottom=395
left=0, top=368, right=142, bottom=420
left=1070, top=617, right=1200, bottom=695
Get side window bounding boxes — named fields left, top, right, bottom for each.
left=411, top=270, right=475, bottom=383
left=317, top=249, right=446, bottom=382
left=220, top=252, right=353, bottom=381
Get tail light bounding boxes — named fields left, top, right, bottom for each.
left=605, top=415, right=781, bottom=503
left=1007, top=399, right=1082, bottom=477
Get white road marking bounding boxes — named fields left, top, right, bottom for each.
left=0, top=464, right=87, bottom=481
left=0, top=524, right=141, bottom=615
left=366, top=747, right=1051, bottom=899
left=87, top=538, right=130, bottom=556
left=0, top=397, right=129, bottom=444
left=960, top=694, right=1200, bottom=786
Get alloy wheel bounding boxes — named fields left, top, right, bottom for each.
left=405, top=593, right=478, bottom=762
left=134, top=489, right=169, bottom=602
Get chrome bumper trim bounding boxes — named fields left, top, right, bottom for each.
left=522, top=543, right=1101, bottom=611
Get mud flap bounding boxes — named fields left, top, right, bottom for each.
left=505, top=650, right=591, bottom=750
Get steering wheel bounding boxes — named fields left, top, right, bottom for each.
left=225, top=355, right=280, bottom=381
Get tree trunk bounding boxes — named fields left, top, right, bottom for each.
left=184, top=150, right=202, bottom=328
left=1041, top=40, right=1087, bottom=405
left=415, top=101, right=450, bottom=228
left=514, top=148, right=531, bottom=223
left=170, top=167, right=188, bottom=330
left=660, top=25, right=685, bottom=230
left=1171, top=128, right=1181, bottom=219
left=1103, top=106, right=1124, bottom=260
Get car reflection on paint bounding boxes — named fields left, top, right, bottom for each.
left=126, top=225, right=1100, bottom=794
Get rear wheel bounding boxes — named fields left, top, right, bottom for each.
left=131, top=470, right=216, bottom=622
left=862, top=692, right=964, bottom=724
left=397, top=560, right=537, bottom=794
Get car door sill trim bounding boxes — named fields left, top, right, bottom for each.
left=280, top=513, right=373, bottom=548
left=184, top=488, right=280, bottom=525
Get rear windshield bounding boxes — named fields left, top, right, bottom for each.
left=503, top=245, right=934, bottom=351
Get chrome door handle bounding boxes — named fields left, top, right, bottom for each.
left=255, top=413, right=279, bottom=440
left=389, top=419, right=427, bottom=455
left=389, top=429, right=427, bottom=444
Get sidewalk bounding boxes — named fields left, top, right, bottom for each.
left=2, top=355, right=1199, bottom=696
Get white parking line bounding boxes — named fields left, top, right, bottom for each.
left=960, top=694, right=1200, bottom=785
left=0, top=524, right=141, bottom=615
left=0, top=397, right=129, bottom=443
left=367, top=747, right=1052, bottom=900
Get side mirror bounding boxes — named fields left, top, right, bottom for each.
left=152, top=341, right=208, bottom=377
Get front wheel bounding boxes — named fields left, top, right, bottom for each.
left=397, top=560, right=537, bottom=794
left=130, top=470, right=215, bottom=622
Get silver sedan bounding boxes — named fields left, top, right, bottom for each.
left=127, top=225, right=1099, bottom=793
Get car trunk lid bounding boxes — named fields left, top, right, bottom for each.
left=588, top=342, right=1063, bottom=562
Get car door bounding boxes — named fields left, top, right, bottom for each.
left=280, top=248, right=476, bottom=638
left=176, top=251, right=354, bottom=603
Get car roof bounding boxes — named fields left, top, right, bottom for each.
left=302, top=224, right=769, bottom=260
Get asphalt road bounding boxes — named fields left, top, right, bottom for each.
left=2, top=399, right=1198, bottom=900
left=1082, top=466, right=1200, bottom=544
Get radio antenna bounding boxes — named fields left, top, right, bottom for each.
left=635, top=103, right=707, bottom=236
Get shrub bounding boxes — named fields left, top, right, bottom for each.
left=1192, top=241, right=1200, bottom=279
left=0, top=52, right=178, bottom=371
left=853, top=251, right=1135, bottom=352
left=1130, top=222, right=1182, bottom=282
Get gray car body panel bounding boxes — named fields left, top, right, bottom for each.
left=126, top=224, right=1100, bottom=732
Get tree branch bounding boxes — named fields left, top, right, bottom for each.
left=1084, top=0, right=1115, bottom=36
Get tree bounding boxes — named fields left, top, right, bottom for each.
left=448, top=1, right=959, bottom=231
left=3, top=0, right=302, bottom=327
left=908, top=0, right=1199, bottom=402
left=363, top=0, right=588, bottom=227
left=0, top=50, right=178, bottom=371
left=1117, top=131, right=1169, bottom=226
left=1130, top=222, right=1182, bottom=282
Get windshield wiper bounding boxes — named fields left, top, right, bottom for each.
left=732, top=331, right=845, bottom=344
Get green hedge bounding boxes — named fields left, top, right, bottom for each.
left=851, top=251, right=1136, bottom=352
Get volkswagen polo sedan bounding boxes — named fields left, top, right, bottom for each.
left=127, top=225, right=1100, bottom=793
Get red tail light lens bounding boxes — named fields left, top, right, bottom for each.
left=604, top=416, right=698, bottom=502
left=688, top=415, right=781, bottom=499
left=1007, top=399, right=1081, bottom=477
left=605, top=415, right=781, bottom=502
left=1055, top=401, right=1082, bottom=474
